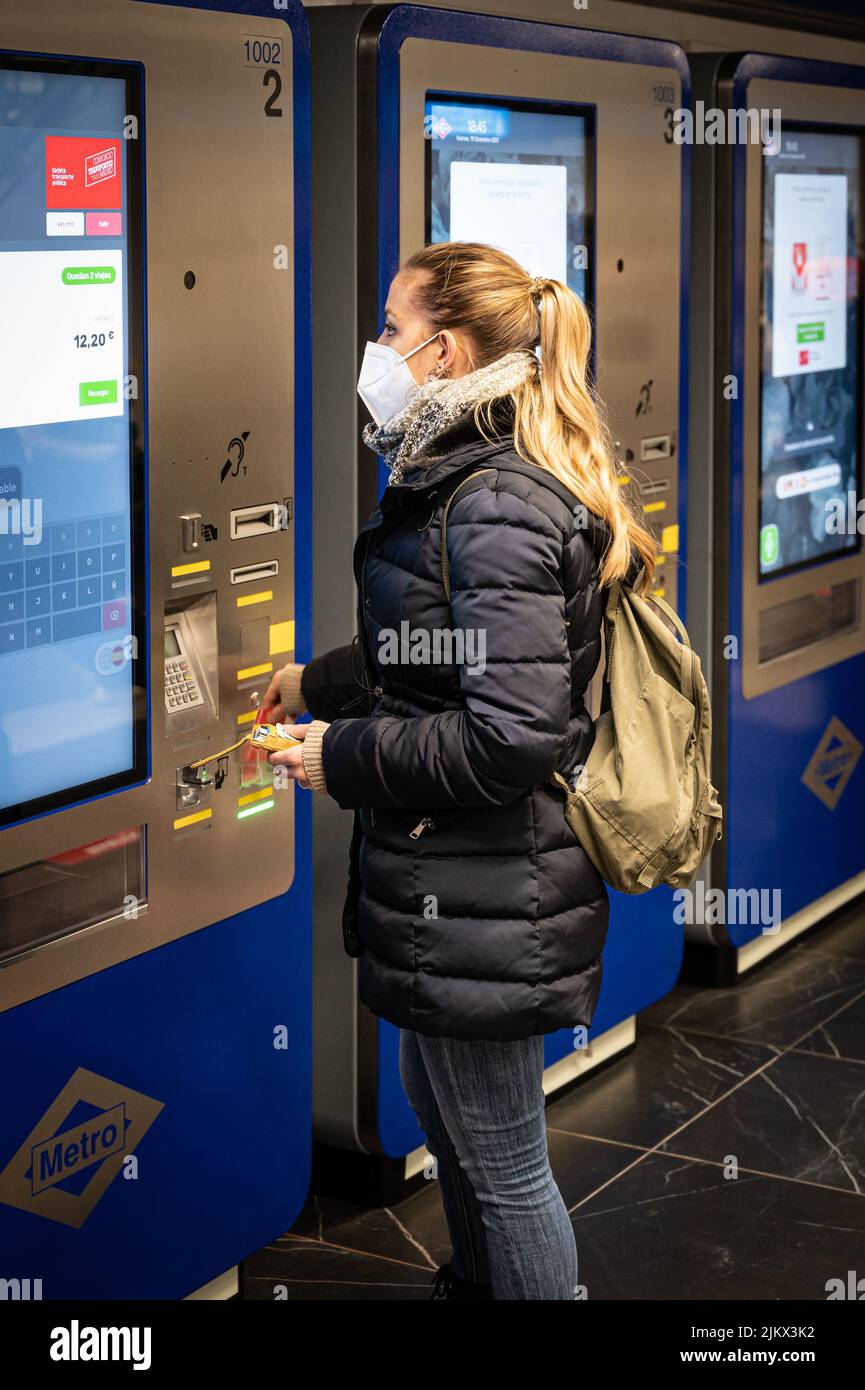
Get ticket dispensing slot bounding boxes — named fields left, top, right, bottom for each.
left=231, top=559, right=279, bottom=585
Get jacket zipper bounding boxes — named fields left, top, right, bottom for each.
left=409, top=816, right=437, bottom=840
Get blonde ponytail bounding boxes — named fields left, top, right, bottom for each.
left=403, top=243, right=657, bottom=591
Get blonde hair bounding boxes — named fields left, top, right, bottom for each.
left=402, top=242, right=657, bottom=591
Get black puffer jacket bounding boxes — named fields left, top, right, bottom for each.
left=304, top=424, right=615, bottom=1042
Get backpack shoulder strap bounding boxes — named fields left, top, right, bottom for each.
left=440, top=468, right=497, bottom=602
left=643, top=589, right=691, bottom=649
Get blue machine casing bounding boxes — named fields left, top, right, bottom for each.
left=0, top=0, right=312, bottom=1298
left=369, top=4, right=691, bottom=1158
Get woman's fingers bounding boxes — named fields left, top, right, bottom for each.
left=263, top=670, right=284, bottom=708
left=267, top=740, right=310, bottom=789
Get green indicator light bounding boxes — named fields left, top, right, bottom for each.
left=237, top=799, right=275, bottom=820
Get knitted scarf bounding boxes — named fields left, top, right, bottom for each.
left=363, top=348, right=538, bottom=484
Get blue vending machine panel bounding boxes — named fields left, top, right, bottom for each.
left=368, top=5, right=690, bottom=1159
left=0, top=0, right=312, bottom=1297
left=722, top=54, right=865, bottom=949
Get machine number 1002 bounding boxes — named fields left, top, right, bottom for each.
left=242, top=36, right=282, bottom=68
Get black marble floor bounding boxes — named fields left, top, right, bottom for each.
left=242, top=902, right=865, bottom=1300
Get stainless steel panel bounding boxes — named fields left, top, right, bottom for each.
left=0, top=0, right=297, bottom=1010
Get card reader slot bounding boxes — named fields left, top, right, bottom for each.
left=230, top=502, right=282, bottom=539
left=230, top=560, right=279, bottom=585
left=640, top=435, right=672, bottom=462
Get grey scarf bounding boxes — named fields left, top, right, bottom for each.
left=363, top=348, right=538, bottom=485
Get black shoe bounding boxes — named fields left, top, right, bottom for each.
left=429, top=1262, right=494, bottom=1300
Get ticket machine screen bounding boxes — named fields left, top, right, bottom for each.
left=0, top=58, right=145, bottom=826
left=759, top=127, right=863, bottom=577
left=425, top=94, right=593, bottom=304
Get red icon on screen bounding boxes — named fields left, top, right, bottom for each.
left=45, top=136, right=122, bottom=210
left=791, top=241, right=808, bottom=292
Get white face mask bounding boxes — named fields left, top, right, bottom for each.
left=356, top=332, right=440, bottom=427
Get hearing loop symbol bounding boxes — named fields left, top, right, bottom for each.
left=220, top=430, right=250, bottom=482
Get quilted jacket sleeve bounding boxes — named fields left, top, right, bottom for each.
left=299, top=642, right=369, bottom=723
left=320, top=482, right=581, bottom=811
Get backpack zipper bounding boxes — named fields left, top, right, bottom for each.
left=409, top=816, right=437, bottom=839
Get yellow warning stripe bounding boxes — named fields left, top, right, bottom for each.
left=237, top=661, right=273, bottom=682
left=171, top=559, right=211, bottom=577
left=236, top=590, right=273, bottom=608
left=643, top=500, right=667, bottom=514
left=173, top=808, right=212, bottom=831
left=237, top=787, right=273, bottom=808
left=269, top=619, right=295, bottom=655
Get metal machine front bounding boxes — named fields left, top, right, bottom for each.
left=0, top=0, right=299, bottom=1011
left=309, top=3, right=689, bottom=1170
left=0, top=0, right=311, bottom=1298
left=690, top=51, right=865, bottom=972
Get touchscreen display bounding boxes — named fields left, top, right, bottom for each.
left=425, top=94, right=594, bottom=304
left=759, top=127, right=863, bottom=578
left=0, top=58, right=145, bottom=826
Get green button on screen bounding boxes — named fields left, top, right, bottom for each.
left=62, top=266, right=117, bottom=285
left=796, top=321, right=825, bottom=344
left=79, top=380, right=118, bottom=406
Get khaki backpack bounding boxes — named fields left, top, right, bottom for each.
left=440, top=466, right=723, bottom=895
left=552, top=579, right=723, bottom=893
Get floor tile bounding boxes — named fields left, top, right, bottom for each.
left=657, top=1049, right=865, bottom=1194
left=547, top=1023, right=775, bottom=1149
left=639, top=947, right=865, bottom=1049
left=572, top=1149, right=865, bottom=1300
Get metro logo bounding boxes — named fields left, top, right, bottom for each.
left=802, top=716, right=863, bottom=811
left=45, top=137, right=122, bottom=210
left=31, top=1103, right=126, bottom=1195
left=0, top=1069, right=163, bottom=1228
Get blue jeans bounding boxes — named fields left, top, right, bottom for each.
left=399, top=1028, right=578, bottom=1300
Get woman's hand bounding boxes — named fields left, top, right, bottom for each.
left=263, top=663, right=305, bottom=723
left=267, top=723, right=311, bottom=789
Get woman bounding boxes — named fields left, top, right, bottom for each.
left=264, top=242, right=656, bottom=1301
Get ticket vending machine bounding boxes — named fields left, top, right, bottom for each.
left=687, top=53, right=865, bottom=985
left=309, top=4, right=689, bottom=1196
left=0, top=0, right=311, bottom=1297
